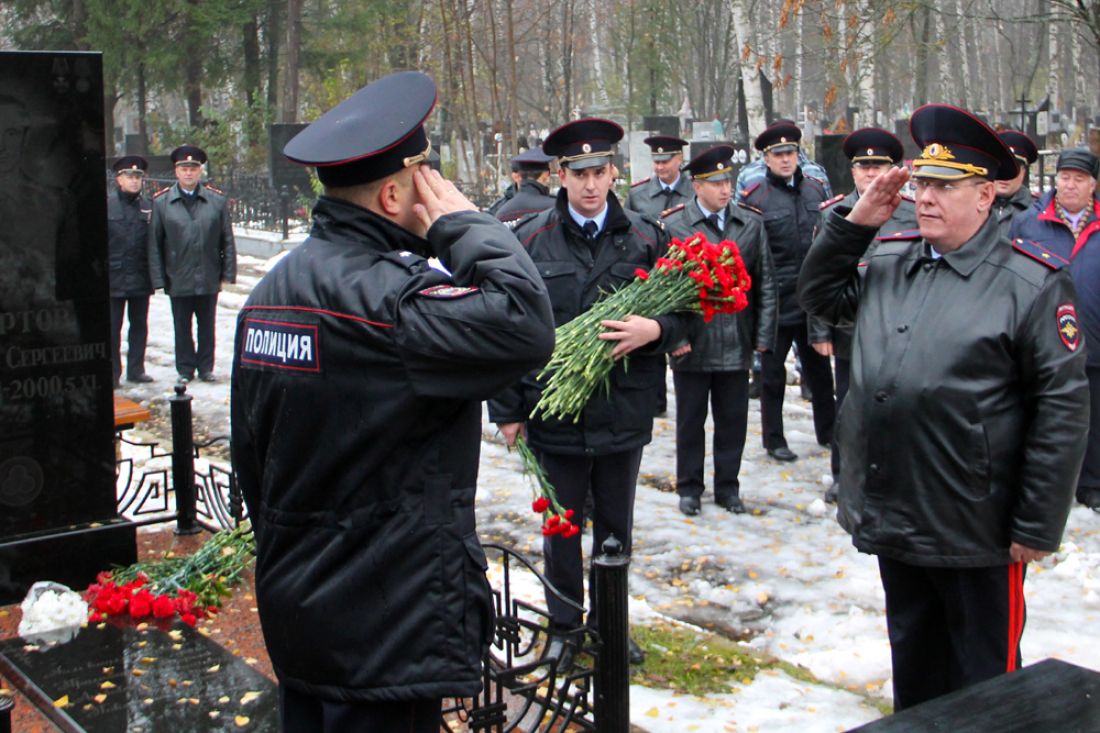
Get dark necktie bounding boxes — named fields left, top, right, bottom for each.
left=663, top=187, right=675, bottom=210
left=582, top=220, right=598, bottom=257
left=707, top=213, right=721, bottom=232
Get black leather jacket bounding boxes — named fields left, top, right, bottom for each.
left=662, top=199, right=778, bottom=371
left=149, top=182, right=236, bottom=296
left=741, top=167, right=829, bottom=333
left=231, top=197, right=554, bottom=701
left=799, top=210, right=1088, bottom=567
left=106, top=189, right=153, bottom=297
left=993, top=184, right=1037, bottom=239
left=495, top=179, right=555, bottom=224
left=488, top=191, right=692, bottom=455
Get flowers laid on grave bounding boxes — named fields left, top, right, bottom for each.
left=83, top=525, right=254, bottom=626
left=532, top=232, right=752, bottom=422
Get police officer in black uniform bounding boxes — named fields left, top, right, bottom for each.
left=495, top=147, right=556, bottom=225
left=994, top=129, right=1039, bottom=237
left=626, top=135, right=693, bottom=218
left=231, top=72, right=555, bottom=733
left=662, top=145, right=778, bottom=515
left=818, top=128, right=916, bottom=501
left=108, top=155, right=155, bottom=387
left=800, top=104, right=1088, bottom=711
left=489, top=119, right=692, bottom=670
left=740, top=121, right=834, bottom=463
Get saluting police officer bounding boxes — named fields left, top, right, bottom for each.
left=662, top=145, right=778, bottom=516
left=817, top=128, right=916, bottom=501
left=993, top=129, right=1039, bottom=238
left=108, top=155, right=155, bottom=387
left=231, top=72, right=555, bottom=733
left=799, top=104, right=1088, bottom=710
left=626, top=135, right=693, bottom=218
left=489, top=119, right=693, bottom=670
left=495, top=147, right=556, bottom=225
left=740, top=121, right=835, bottom=464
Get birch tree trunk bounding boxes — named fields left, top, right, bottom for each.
left=731, top=0, right=766, bottom=135
left=1049, top=17, right=1061, bottom=114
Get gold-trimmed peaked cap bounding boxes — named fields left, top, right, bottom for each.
left=754, top=121, right=801, bottom=154
left=998, top=130, right=1039, bottom=167
left=643, top=135, right=688, bottom=162
left=909, top=104, right=1017, bottom=181
left=843, top=128, right=903, bottom=165
left=283, top=71, right=436, bottom=187
left=112, top=155, right=148, bottom=174
left=543, top=118, right=623, bottom=170
left=683, top=144, right=736, bottom=182
left=171, top=145, right=207, bottom=166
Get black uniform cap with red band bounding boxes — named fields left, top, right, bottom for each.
left=542, top=118, right=624, bottom=170
left=843, top=128, right=904, bottom=166
left=283, top=71, right=437, bottom=187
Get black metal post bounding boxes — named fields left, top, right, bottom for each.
left=593, top=534, right=630, bottom=733
left=279, top=185, right=290, bottom=241
left=0, top=692, right=12, bottom=733
left=170, top=383, right=200, bottom=535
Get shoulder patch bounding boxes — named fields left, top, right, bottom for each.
left=1058, top=303, right=1081, bottom=351
left=737, top=201, right=762, bottom=215
left=876, top=228, right=922, bottom=242
left=1012, top=239, right=1068, bottom=269
left=153, top=187, right=171, bottom=199
left=739, top=181, right=762, bottom=199
left=204, top=183, right=225, bottom=196
left=819, top=193, right=845, bottom=210
left=631, top=177, right=651, bottom=188
left=418, top=284, right=479, bottom=299
left=239, top=316, right=321, bottom=374
left=660, top=203, right=686, bottom=218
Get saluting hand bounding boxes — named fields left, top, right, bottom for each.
left=413, top=165, right=477, bottom=230
left=847, top=166, right=910, bottom=229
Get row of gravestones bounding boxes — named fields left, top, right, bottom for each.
left=0, top=50, right=278, bottom=732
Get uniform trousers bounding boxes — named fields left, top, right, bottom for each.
left=535, top=446, right=643, bottom=630
left=830, top=356, right=851, bottom=479
left=673, top=369, right=748, bottom=503
left=878, top=556, right=1026, bottom=711
left=279, top=686, right=440, bottom=733
left=109, top=295, right=150, bottom=381
left=760, top=322, right=835, bottom=450
left=1076, top=366, right=1100, bottom=507
left=169, top=293, right=218, bottom=378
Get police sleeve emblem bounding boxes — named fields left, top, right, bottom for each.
left=240, top=316, right=321, bottom=372
left=1057, top=303, right=1080, bottom=352
left=417, top=284, right=479, bottom=298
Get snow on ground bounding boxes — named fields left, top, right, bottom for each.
left=114, top=245, right=1100, bottom=731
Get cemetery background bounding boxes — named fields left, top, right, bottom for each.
left=4, top=245, right=1098, bottom=731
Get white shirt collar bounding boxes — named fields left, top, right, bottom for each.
left=694, top=199, right=725, bottom=229
left=659, top=174, right=682, bottom=192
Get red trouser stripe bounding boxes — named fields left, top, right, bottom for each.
left=1006, top=562, right=1024, bottom=673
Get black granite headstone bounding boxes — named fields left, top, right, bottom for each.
left=642, top=116, right=681, bottom=138
left=848, top=658, right=1100, bottom=732
left=0, top=51, right=136, bottom=604
left=815, top=134, right=854, bottom=194
left=0, top=621, right=278, bottom=732
left=267, top=124, right=310, bottom=193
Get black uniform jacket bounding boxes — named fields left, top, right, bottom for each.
left=741, top=167, right=829, bottom=335
left=799, top=209, right=1089, bottom=567
left=106, top=189, right=154, bottom=298
left=662, top=199, right=778, bottom=371
left=625, top=173, right=694, bottom=219
left=231, top=197, right=555, bottom=702
left=495, top=179, right=555, bottom=225
left=993, top=184, right=1037, bottom=239
left=150, top=182, right=236, bottom=296
left=488, top=190, right=693, bottom=455
left=819, top=189, right=917, bottom=358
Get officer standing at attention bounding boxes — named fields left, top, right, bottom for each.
left=150, top=144, right=237, bottom=383
left=626, top=135, right=693, bottom=218
left=107, top=155, right=155, bottom=387
left=494, top=147, right=556, bottom=225
left=817, top=128, right=916, bottom=502
left=489, top=119, right=692, bottom=670
left=800, top=104, right=1088, bottom=711
left=662, top=145, right=777, bottom=515
left=231, top=72, right=555, bottom=733
left=993, top=129, right=1039, bottom=237
left=741, top=120, right=835, bottom=463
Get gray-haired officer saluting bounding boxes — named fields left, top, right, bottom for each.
left=490, top=119, right=693, bottom=671
left=817, top=128, right=916, bottom=502
left=626, top=135, right=693, bottom=218
left=662, top=145, right=778, bottom=516
left=993, top=129, right=1039, bottom=237
left=799, top=104, right=1088, bottom=711
left=494, top=147, right=556, bottom=225
left=231, top=71, right=555, bottom=733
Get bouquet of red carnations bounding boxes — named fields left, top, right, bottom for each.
left=531, top=232, right=752, bottom=422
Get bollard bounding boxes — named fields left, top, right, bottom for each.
left=170, top=383, right=200, bottom=535
left=0, top=692, right=12, bottom=733
left=593, top=534, right=630, bottom=733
